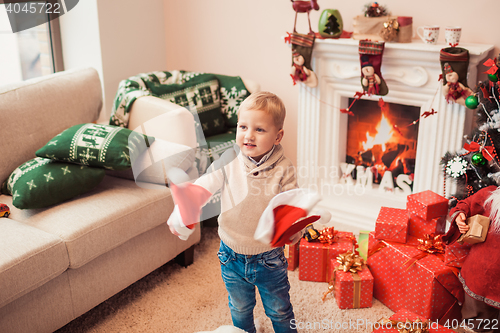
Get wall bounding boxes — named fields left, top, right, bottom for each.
left=164, top=0, right=500, bottom=165
left=60, top=0, right=168, bottom=123
left=59, top=0, right=103, bottom=102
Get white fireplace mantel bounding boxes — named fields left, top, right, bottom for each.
left=297, top=39, right=494, bottom=232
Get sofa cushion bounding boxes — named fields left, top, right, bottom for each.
left=2, top=157, right=105, bottom=209
left=0, top=67, right=102, bottom=185
left=36, top=123, right=155, bottom=171
left=3, top=176, right=174, bottom=269
left=0, top=218, right=69, bottom=308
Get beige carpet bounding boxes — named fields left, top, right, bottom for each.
left=55, top=226, right=396, bottom=333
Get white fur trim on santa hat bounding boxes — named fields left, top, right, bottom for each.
left=167, top=205, right=195, bottom=240
left=254, top=188, right=321, bottom=245
left=485, top=186, right=500, bottom=234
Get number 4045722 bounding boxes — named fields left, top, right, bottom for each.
left=443, top=318, right=499, bottom=330
left=5, top=2, right=61, bottom=14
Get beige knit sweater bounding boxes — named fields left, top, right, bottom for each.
left=195, top=144, right=298, bottom=255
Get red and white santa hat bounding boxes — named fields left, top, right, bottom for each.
left=254, top=188, right=331, bottom=247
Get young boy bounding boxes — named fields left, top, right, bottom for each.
left=169, top=91, right=299, bottom=333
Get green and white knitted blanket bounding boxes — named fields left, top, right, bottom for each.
left=109, top=70, right=249, bottom=131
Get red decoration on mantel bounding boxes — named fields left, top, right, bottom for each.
left=291, top=0, right=320, bottom=34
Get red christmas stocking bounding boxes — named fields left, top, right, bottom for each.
left=359, top=40, right=388, bottom=96
left=440, top=47, right=473, bottom=106
left=288, top=32, right=318, bottom=88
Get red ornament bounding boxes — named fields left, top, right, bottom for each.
left=291, top=0, right=320, bottom=34
left=422, top=109, right=437, bottom=118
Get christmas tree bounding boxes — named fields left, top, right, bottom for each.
left=323, top=13, right=340, bottom=36
left=441, top=60, right=500, bottom=206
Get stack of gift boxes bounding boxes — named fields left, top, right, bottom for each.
left=291, top=189, right=470, bottom=322
left=298, top=227, right=375, bottom=309
left=368, top=190, right=464, bottom=324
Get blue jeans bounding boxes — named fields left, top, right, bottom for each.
left=217, top=241, right=297, bottom=333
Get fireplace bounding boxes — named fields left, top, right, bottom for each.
left=346, top=99, right=420, bottom=188
left=297, top=39, right=493, bottom=231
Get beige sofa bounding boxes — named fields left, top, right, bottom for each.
left=0, top=67, right=201, bottom=333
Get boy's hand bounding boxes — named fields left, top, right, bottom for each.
left=167, top=205, right=195, bottom=241
left=166, top=167, right=212, bottom=240
left=456, top=212, right=469, bottom=234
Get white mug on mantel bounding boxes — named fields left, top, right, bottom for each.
left=417, top=25, right=440, bottom=44
left=445, top=26, right=462, bottom=47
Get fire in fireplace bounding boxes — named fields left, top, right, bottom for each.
left=345, top=99, right=420, bottom=187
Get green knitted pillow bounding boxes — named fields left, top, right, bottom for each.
left=36, top=123, right=154, bottom=171
left=1, top=157, right=105, bottom=209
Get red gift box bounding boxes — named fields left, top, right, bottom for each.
left=372, top=309, right=455, bottom=332
left=285, top=242, right=300, bottom=271
left=299, top=231, right=355, bottom=282
left=444, top=241, right=472, bottom=268
left=407, top=190, right=448, bottom=221
left=330, top=258, right=373, bottom=309
left=367, top=232, right=463, bottom=323
left=375, top=207, right=409, bottom=243
left=408, top=215, right=446, bottom=239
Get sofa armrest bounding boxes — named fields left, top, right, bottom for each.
left=127, top=96, right=197, bottom=149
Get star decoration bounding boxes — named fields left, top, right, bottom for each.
left=26, top=180, right=37, bottom=190
left=44, top=172, right=54, bottom=182
left=61, top=166, right=71, bottom=175
left=446, top=156, right=468, bottom=178
left=120, top=151, right=130, bottom=162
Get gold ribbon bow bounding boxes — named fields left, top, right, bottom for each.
left=417, top=234, right=445, bottom=254
left=322, top=252, right=364, bottom=306
left=318, top=227, right=339, bottom=245
left=378, top=318, right=429, bottom=333
left=336, top=252, right=364, bottom=273
left=403, top=234, right=445, bottom=270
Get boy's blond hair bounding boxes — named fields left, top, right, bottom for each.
left=238, top=91, right=286, bottom=129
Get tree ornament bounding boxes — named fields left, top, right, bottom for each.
left=465, top=95, right=479, bottom=109
left=488, top=73, right=499, bottom=83
left=446, top=156, right=468, bottom=178
left=471, top=152, right=487, bottom=166
left=318, top=9, right=343, bottom=38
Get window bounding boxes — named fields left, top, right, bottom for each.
left=0, top=0, right=64, bottom=85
